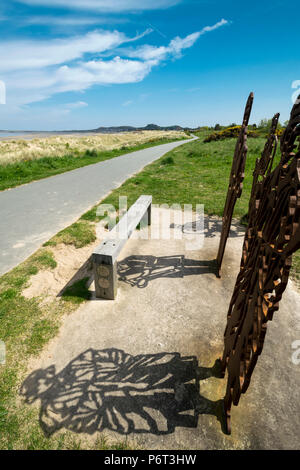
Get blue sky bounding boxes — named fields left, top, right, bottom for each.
left=0, top=0, right=299, bottom=130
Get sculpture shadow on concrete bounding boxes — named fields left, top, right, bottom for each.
left=20, top=348, right=226, bottom=437
left=170, top=215, right=244, bottom=240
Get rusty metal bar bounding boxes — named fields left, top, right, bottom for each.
left=216, top=92, right=254, bottom=277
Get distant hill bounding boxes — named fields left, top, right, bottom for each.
left=0, top=124, right=189, bottom=135
left=92, top=124, right=185, bottom=133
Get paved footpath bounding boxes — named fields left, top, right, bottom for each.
left=0, top=137, right=195, bottom=276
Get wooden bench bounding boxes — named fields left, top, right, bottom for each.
left=92, top=195, right=152, bottom=299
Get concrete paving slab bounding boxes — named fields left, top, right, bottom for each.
left=21, top=210, right=300, bottom=449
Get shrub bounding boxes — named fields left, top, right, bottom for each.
left=85, top=149, right=98, bottom=157
left=161, top=156, right=175, bottom=165
left=204, top=126, right=258, bottom=143
left=275, top=128, right=285, bottom=138
left=187, top=150, right=199, bottom=158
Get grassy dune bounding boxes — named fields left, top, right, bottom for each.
left=0, top=131, right=186, bottom=191
left=0, top=130, right=185, bottom=165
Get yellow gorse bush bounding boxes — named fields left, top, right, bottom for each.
left=204, top=126, right=259, bottom=143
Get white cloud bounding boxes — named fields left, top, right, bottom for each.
left=122, top=100, right=133, bottom=106
left=66, top=101, right=88, bottom=109
left=25, top=16, right=128, bottom=26
left=0, top=29, right=151, bottom=73
left=0, top=19, right=228, bottom=108
left=126, top=19, right=228, bottom=61
left=186, top=87, right=202, bottom=92
left=17, top=0, right=180, bottom=12
left=4, top=57, right=157, bottom=106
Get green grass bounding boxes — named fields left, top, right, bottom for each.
left=32, top=250, right=57, bottom=269
left=0, top=249, right=59, bottom=356
left=0, top=136, right=186, bottom=191
left=292, top=252, right=300, bottom=287
left=0, top=246, right=65, bottom=449
left=45, top=221, right=96, bottom=248
left=25, top=319, right=59, bottom=355
left=0, top=249, right=57, bottom=292
left=86, top=133, right=268, bottom=219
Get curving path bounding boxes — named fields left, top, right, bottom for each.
left=0, top=136, right=196, bottom=275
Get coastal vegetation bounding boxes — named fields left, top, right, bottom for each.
left=0, top=131, right=186, bottom=191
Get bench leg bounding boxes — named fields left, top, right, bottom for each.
left=147, top=204, right=152, bottom=226
left=139, top=205, right=152, bottom=233
left=140, top=205, right=152, bottom=228
left=93, top=260, right=117, bottom=300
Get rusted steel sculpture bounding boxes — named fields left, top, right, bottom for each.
left=220, top=98, right=300, bottom=435
left=247, top=113, right=280, bottom=224
left=216, top=92, right=254, bottom=277
left=251, top=114, right=280, bottom=191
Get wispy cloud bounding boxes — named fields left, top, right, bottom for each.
left=17, top=0, right=181, bottom=12
left=0, top=19, right=228, bottom=107
left=0, top=29, right=152, bottom=73
left=5, top=57, right=156, bottom=106
left=66, top=101, right=88, bottom=109
left=125, top=19, right=228, bottom=61
left=186, top=87, right=202, bottom=92
left=199, top=18, right=229, bottom=34
left=122, top=100, right=133, bottom=106
left=24, top=15, right=129, bottom=26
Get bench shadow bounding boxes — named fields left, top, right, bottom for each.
left=57, top=257, right=94, bottom=299
left=56, top=215, right=244, bottom=300
left=118, top=255, right=218, bottom=288
left=20, top=348, right=227, bottom=437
